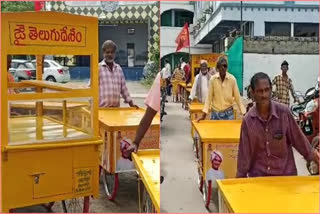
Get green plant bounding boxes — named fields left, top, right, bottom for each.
left=142, top=36, right=159, bottom=86
left=1, top=1, right=34, bottom=12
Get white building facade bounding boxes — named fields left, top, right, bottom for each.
left=193, top=1, right=319, bottom=51
left=192, top=1, right=319, bottom=96
left=160, top=1, right=211, bottom=67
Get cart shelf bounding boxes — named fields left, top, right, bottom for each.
left=132, top=150, right=160, bottom=213
left=9, top=116, right=90, bottom=145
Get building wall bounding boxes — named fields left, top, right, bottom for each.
left=161, top=9, right=194, bottom=27
left=160, top=1, right=194, bottom=14
left=160, top=1, right=211, bottom=58
left=243, top=37, right=319, bottom=54
left=193, top=1, right=319, bottom=44
left=48, top=1, right=159, bottom=64
left=99, top=24, right=148, bottom=66
left=243, top=53, right=319, bottom=98
left=194, top=1, right=319, bottom=18
left=222, top=7, right=319, bottom=36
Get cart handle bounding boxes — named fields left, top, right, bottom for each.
left=2, top=139, right=103, bottom=152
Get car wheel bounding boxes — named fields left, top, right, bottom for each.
left=46, top=76, right=56, bottom=82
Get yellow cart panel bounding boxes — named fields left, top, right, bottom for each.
left=217, top=176, right=320, bottom=213
left=189, top=103, right=209, bottom=138
left=99, top=107, right=160, bottom=131
left=191, top=53, right=224, bottom=84
left=3, top=145, right=100, bottom=210
left=2, top=11, right=101, bottom=212
left=99, top=108, right=160, bottom=173
left=192, top=120, right=241, bottom=180
left=178, top=82, right=192, bottom=88
left=132, top=150, right=160, bottom=213
left=171, top=80, right=184, bottom=102
left=178, top=82, right=192, bottom=110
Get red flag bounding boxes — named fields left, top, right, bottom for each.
left=34, top=1, right=45, bottom=11
left=175, top=23, right=190, bottom=52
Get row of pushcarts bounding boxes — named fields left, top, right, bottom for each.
left=2, top=12, right=159, bottom=213
left=187, top=98, right=319, bottom=212
left=170, top=78, right=319, bottom=213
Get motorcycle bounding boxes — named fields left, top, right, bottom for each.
left=291, top=78, right=319, bottom=119
left=298, top=98, right=319, bottom=175
left=244, top=85, right=254, bottom=113
left=290, top=79, right=319, bottom=175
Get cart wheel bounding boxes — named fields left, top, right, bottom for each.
left=102, top=169, right=119, bottom=201
left=41, top=202, right=55, bottom=212
left=62, top=196, right=90, bottom=213
left=160, top=176, right=164, bottom=184
left=193, top=137, right=199, bottom=159
left=198, top=174, right=203, bottom=193
left=142, top=186, right=154, bottom=213
left=307, top=136, right=319, bottom=175
left=203, top=180, right=212, bottom=209
left=99, top=165, right=102, bottom=178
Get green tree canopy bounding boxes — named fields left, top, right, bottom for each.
left=1, top=1, right=34, bottom=12
left=143, top=36, right=159, bottom=85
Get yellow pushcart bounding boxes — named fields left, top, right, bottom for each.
left=217, top=176, right=319, bottom=213
left=2, top=12, right=102, bottom=212
left=190, top=53, right=224, bottom=84
left=98, top=108, right=160, bottom=200
left=189, top=103, right=210, bottom=158
left=189, top=104, right=238, bottom=158
left=192, top=120, right=241, bottom=210
left=132, top=150, right=160, bottom=213
left=170, top=79, right=183, bottom=102
left=178, top=82, right=192, bottom=110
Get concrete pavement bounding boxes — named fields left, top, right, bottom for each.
left=160, top=100, right=209, bottom=213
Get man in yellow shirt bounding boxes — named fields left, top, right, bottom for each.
left=197, top=56, right=245, bottom=121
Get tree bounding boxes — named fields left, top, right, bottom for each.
left=1, top=1, right=34, bottom=12
left=143, top=36, right=160, bottom=85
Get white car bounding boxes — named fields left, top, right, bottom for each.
left=32, top=59, right=70, bottom=83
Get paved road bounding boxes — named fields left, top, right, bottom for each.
left=160, top=99, right=209, bottom=213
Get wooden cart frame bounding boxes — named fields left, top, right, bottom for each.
left=1, top=11, right=102, bottom=213
left=132, top=150, right=160, bottom=213
left=192, top=120, right=241, bottom=211
left=98, top=108, right=160, bottom=201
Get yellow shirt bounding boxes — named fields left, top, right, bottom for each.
left=202, top=72, right=245, bottom=115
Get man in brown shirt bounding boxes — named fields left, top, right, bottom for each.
left=237, top=72, right=319, bottom=178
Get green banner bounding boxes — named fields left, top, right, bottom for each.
left=226, top=37, right=243, bottom=93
